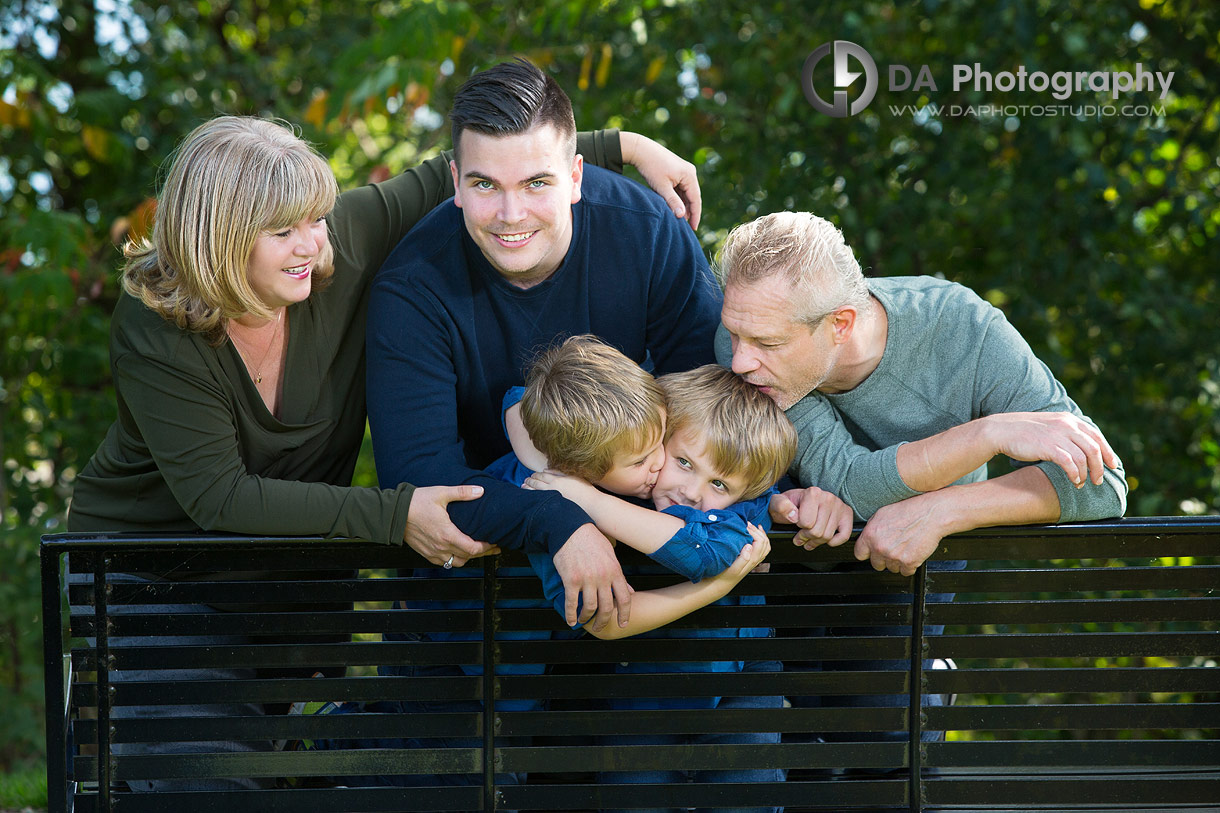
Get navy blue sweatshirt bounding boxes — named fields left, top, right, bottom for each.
left=366, top=165, right=722, bottom=554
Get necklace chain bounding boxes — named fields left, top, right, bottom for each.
left=229, top=310, right=284, bottom=385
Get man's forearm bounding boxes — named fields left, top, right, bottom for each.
left=894, top=419, right=995, bottom=494
left=932, top=464, right=1062, bottom=536
left=894, top=411, right=1119, bottom=497
left=855, top=465, right=1062, bottom=576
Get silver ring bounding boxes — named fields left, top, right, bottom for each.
left=443, top=555, right=454, bottom=569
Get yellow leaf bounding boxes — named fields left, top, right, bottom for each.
left=451, top=35, right=466, bottom=61
left=0, top=98, right=31, bottom=128
left=129, top=198, right=157, bottom=243
left=645, top=56, right=666, bottom=86
left=596, top=43, right=612, bottom=88
left=82, top=125, right=111, bottom=161
left=578, top=48, right=592, bottom=91
left=304, top=91, right=329, bottom=128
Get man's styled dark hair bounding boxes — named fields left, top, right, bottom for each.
left=450, top=57, right=577, bottom=163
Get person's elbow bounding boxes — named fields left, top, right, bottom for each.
left=586, top=624, right=632, bottom=641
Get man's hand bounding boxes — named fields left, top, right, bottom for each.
left=403, top=485, right=500, bottom=567
left=770, top=487, right=854, bottom=550
left=552, top=524, right=633, bottom=631
left=619, top=131, right=702, bottom=228
left=984, top=412, right=1120, bottom=488
left=853, top=493, right=947, bottom=577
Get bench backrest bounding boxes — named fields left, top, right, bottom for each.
left=41, top=517, right=1220, bottom=811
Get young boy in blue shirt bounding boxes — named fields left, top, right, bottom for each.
left=491, top=337, right=784, bottom=632
left=496, top=336, right=852, bottom=811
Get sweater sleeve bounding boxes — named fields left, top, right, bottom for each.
left=644, top=207, right=722, bottom=375
left=112, top=345, right=413, bottom=544
left=972, top=313, right=1127, bottom=522
left=365, top=275, right=593, bottom=555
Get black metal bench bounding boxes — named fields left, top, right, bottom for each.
left=41, top=517, right=1220, bottom=811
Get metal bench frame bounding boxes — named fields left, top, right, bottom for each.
left=42, top=517, right=1220, bottom=811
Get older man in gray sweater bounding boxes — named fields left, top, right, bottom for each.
left=715, top=211, right=1127, bottom=572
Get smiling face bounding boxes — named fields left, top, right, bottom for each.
left=450, top=124, right=583, bottom=289
left=591, top=430, right=667, bottom=500
left=721, top=276, right=844, bottom=409
left=651, top=426, right=751, bottom=513
left=245, top=216, right=329, bottom=310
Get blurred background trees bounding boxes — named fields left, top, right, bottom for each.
left=3, top=0, right=1216, bottom=778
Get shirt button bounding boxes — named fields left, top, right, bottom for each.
left=708, top=514, right=717, bottom=521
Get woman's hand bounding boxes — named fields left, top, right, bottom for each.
left=620, top=131, right=702, bottom=229
left=403, top=484, right=500, bottom=568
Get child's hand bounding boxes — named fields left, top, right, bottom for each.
left=772, top=487, right=854, bottom=551
left=523, top=470, right=598, bottom=505
left=723, top=523, right=771, bottom=580
left=745, top=521, right=772, bottom=573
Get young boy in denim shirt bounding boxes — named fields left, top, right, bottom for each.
left=490, top=337, right=780, bottom=632
left=495, top=336, right=851, bottom=811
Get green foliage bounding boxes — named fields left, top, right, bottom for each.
left=2, top=0, right=1216, bottom=779
left=0, top=757, right=47, bottom=809
left=946, top=555, right=1219, bottom=743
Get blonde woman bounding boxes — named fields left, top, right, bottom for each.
left=66, top=115, right=702, bottom=791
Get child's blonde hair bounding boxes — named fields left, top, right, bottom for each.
left=520, top=335, right=666, bottom=480
left=658, top=365, right=797, bottom=500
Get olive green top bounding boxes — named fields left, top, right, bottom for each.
left=68, top=130, right=625, bottom=544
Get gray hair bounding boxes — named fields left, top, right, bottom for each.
left=717, top=211, right=870, bottom=326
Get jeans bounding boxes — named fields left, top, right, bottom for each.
left=314, top=657, right=528, bottom=790
left=779, top=560, right=966, bottom=748
left=599, top=661, right=786, bottom=813
left=71, top=572, right=270, bottom=792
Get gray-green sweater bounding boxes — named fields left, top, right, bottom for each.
left=717, top=276, right=1127, bottom=521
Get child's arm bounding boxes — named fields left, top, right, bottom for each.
left=769, top=486, right=855, bottom=550
left=586, top=525, right=770, bottom=640
left=504, top=402, right=550, bottom=472
left=524, top=470, right=684, bottom=554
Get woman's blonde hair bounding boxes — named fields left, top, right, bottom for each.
left=658, top=365, right=797, bottom=501
left=122, top=116, right=338, bottom=343
left=521, top=335, right=666, bottom=480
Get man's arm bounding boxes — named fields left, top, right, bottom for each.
left=365, top=266, right=632, bottom=630
left=849, top=310, right=1126, bottom=573
left=894, top=411, right=1119, bottom=494
left=855, top=464, right=1060, bottom=576
left=722, top=312, right=1128, bottom=524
